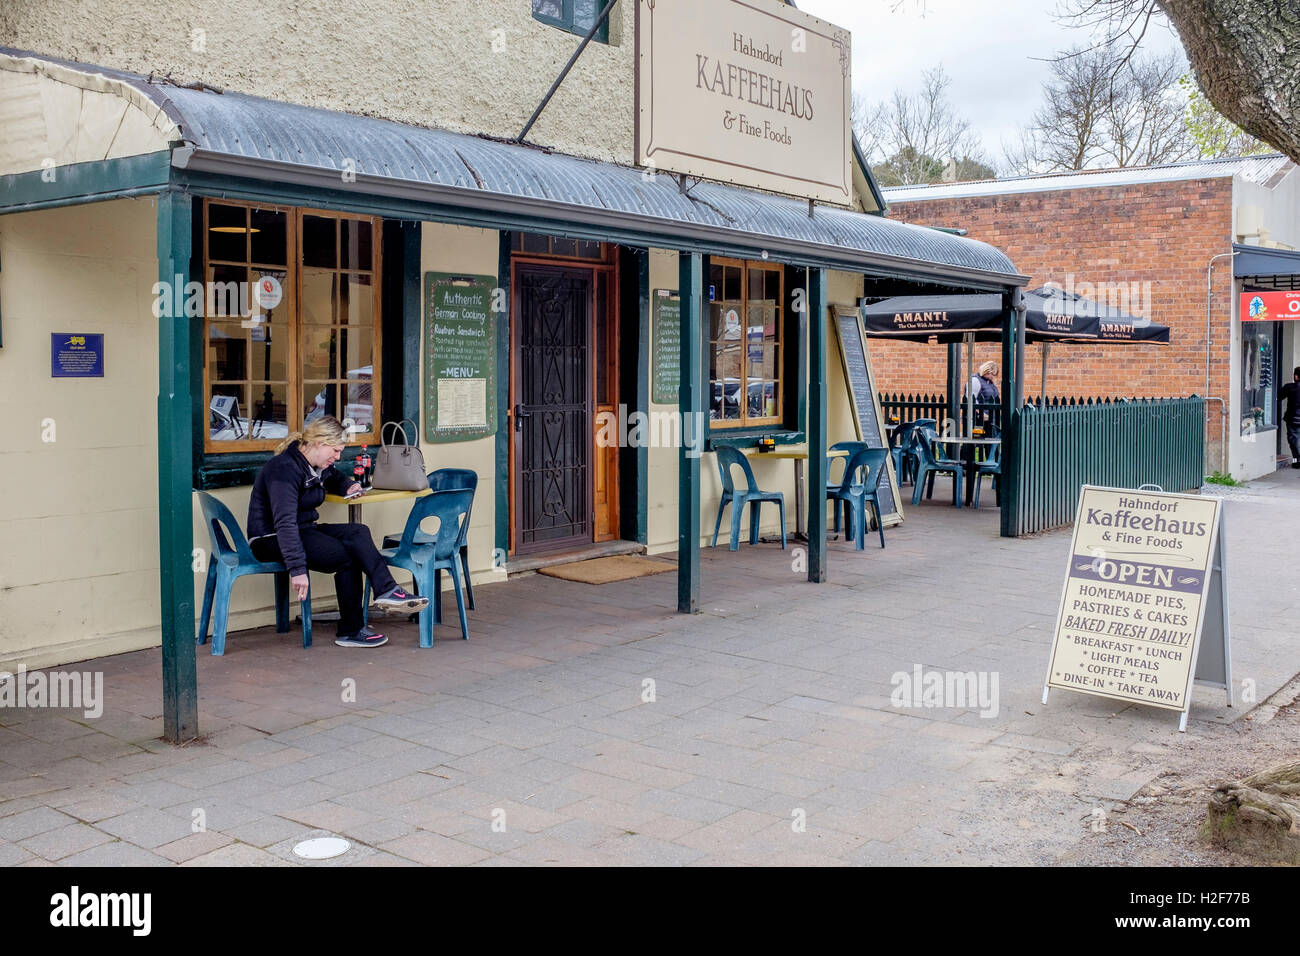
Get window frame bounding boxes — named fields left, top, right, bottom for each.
left=530, top=0, right=610, bottom=44
left=707, top=256, right=785, bottom=431
left=202, top=200, right=383, bottom=454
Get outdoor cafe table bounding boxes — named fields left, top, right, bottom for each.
left=745, top=446, right=849, bottom=541
left=933, top=436, right=1000, bottom=507
left=324, top=487, right=431, bottom=525
left=312, top=488, right=431, bottom=621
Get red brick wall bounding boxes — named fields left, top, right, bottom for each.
left=873, top=179, right=1235, bottom=410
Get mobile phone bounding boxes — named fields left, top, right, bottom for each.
left=345, top=488, right=366, bottom=500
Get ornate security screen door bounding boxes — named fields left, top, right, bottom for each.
left=513, top=264, right=593, bottom=553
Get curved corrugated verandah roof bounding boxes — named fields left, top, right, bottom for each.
left=4, top=48, right=1024, bottom=287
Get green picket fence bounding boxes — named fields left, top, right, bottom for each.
left=1004, top=397, right=1205, bottom=536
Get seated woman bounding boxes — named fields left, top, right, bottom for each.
left=247, top=416, right=428, bottom=647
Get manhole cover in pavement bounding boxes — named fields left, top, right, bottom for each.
left=293, top=837, right=350, bottom=860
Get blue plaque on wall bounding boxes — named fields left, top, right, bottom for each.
left=51, top=333, right=104, bottom=377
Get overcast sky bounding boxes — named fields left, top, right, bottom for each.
left=796, top=0, right=1187, bottom=170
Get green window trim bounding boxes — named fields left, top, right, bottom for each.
left=531, top=0, right=610, bottom=43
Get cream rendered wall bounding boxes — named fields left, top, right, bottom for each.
left=0, top=53, right=178, bottom=175
left=0, top=199, right=161, bottom=670
left=1, top=0, right=635, bottom=165
left=416, top=222, right=501, bottom=582
left=645, top=249, right=866, bottom=553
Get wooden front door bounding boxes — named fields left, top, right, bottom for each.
left=512, top=264, right=593, bottom=553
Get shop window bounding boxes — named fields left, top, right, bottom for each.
left=531, top=0, right=610, bottom=44
left=204, top=201, right=381, bottom=452
left=511, top=231, right=607, bottom=261
left=1241, top=322, right=1277, bottom=435
left=707, top=258, right=783, bottom=429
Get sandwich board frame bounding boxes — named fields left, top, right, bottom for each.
left=830, top=303, right=903, bottom=527
left=1042, top=485, right=1231, bottom=732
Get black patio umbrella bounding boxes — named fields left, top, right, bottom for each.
left=859, top=293, right=1003, bottom=342
left=1021, top=287, right=1170, bottom=400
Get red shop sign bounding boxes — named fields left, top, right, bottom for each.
left=1241, top=290, right=1300, bottom=321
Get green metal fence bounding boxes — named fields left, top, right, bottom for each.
left=1003, top=397, right=1205, bottom=537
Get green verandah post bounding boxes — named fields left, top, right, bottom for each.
left=157, top=189, right=199, bottom=742
left=677, top=252, right=703, bottom=613
left=807, top=268, right=828, bottom=583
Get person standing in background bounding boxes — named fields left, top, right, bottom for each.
left=970, top=361, right=1001, bottom=434
left=1279, top=366, right=1300, bottom=468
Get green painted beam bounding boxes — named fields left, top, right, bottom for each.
left=156, top=189, right=198, bottom=742
left=401, top=221, right=422, bottom=426
left=807, top=268, right=828, bottom=583
left=677, top=252, right=703, bottom=613
left=999, top=292, right=1017, bottom=538
left=0, top=152, right=170, bottom=214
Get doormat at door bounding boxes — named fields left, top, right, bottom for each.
left=538, top=555, right=677, bottom=585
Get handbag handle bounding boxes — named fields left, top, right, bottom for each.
left=381, top=419, right=418, bottom=448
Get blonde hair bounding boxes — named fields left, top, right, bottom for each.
left=277, top=416, right=347, bottom=454
left=979, top=361, right=998, bottom=377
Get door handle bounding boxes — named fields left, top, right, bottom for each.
left=514, top=404, right=532, bottom=431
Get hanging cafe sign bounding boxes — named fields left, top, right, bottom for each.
left=635, top=0, right=853, bottom=206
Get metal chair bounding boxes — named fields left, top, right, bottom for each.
left=710, top=446, right=786, bottom=551
left=827, top=445, right=889, bottom=549
left=973, top=442, right=1002, bottom=509
left=195, top=491, right=312, bottom=656
left=911, top=429, right=965, bottom=508
left=367, top=488, right=473, bottom=648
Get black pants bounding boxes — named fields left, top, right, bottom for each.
left=252, top=524, right=398, bottom=636
left=1288, top=423, right=1300, bottom=461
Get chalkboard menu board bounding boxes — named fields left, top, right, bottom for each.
left=652, top=289, right=681, bottom=404
left=424, top=272, right=497, bottom=444
left=832, top=305, right=902, bottom=524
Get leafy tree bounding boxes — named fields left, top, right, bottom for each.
left=854, top=66, right=993, bottom=185
left=1180, top=76, right=1271, bottom=159
left=1005, top=47, right=1194, bottom=174
left=1063, top=0, right=1300, bottom=163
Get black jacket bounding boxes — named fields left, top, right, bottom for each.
left=247, top=442, right=349, bottom=576
left=1281, top=381, right=1300, bottom=427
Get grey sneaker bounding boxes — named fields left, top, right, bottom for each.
left=370, top=586, right=430, bottom=613
left=335, top=626, right=388, bottom=648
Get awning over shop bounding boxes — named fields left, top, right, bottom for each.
left=1234, top=243, right=1300, bottom=289
left=0, top=48, right=1026, bottom=290
left=860, top=287, right=1169, bottom=343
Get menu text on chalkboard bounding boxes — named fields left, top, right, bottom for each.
left=833, top=306, right=902, bottom=524
left=424, top=272, right=497, bottom=444
left=652, top=290, right=681, bottom=405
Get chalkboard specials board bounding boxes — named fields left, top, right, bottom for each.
left=832, top=304, right=903, bottom=525
left=652, top=289, right=681, bottom=404
left=424, top=272, right=497, bottom=444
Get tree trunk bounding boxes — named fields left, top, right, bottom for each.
left=1159, top=0, right=1300, bottom=163
left=1200, top=759, right=1300, bottom=863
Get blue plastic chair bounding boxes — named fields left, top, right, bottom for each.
left=892, top=418, right=935, bottom=485
left=710, top=446, right=786, bottom=551
left=195, top=491, right=312, bottom=656
left=911, top=429, right=965, bottom=508
left=827, top=445, right=889, bottom=549
left=367, top=488, right=473, bottom=648
left=827, top=441, right=866, bottom=535
left=973, top=442, right=1002, bottom=509
left=382, top=468, right=478, bottom=618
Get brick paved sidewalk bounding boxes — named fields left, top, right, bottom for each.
left=3, top=474, right=1298, bottom=866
